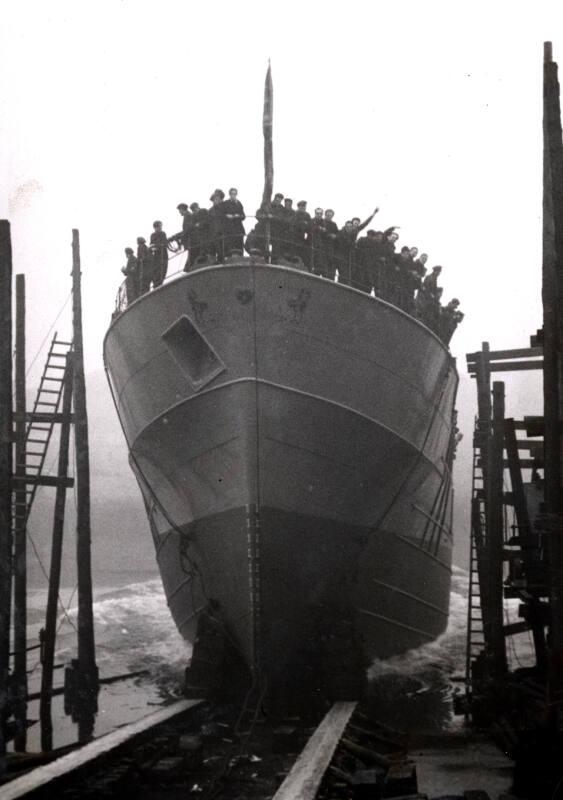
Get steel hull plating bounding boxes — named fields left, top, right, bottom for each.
left=104, top=263, right=458, bottom=678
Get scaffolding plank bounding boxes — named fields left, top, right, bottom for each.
left=273, top=702, right=357, bottom=800
left=466, top=347, right=543, bottom=362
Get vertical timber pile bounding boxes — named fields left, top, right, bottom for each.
left=40, top=356, right=73, bottom=752
left=71, top=229, right=98, bottom=742
left=543, top=42, right=563, bottom=658
left=486, top=381, right=507, bottom=676
left=0, top=221, right=13, bottom=772
left=14, top=274, right=27, bottom=751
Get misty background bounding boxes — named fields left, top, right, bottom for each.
left=1, top=1, right=559, bottom=588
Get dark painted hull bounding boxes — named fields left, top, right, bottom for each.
left=104, top=262, right=458, bottom=680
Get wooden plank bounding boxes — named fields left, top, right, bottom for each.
left=468, top=360, right=543, bottom=374
left=13, top=413, right=75, bottom=425
left=1, top=699, right=203, bottom=800
left=466, top=347, right=543, bottom=362
left=503, top=621, right=531, bottom=636
left=273, top=701, right=357, bottom=800
left=11, top=475, right=74, bottom=488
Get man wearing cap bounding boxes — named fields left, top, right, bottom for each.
left=136, top=236, right=152, bottom=294
left=150, top=220, right=169, bottom=287
left=295, top=201, right=312, bottom=266
left=176, top=203, right=193, bottom=269
left=322, top=209, right=339, bottom=280
left=440, top=298, right=463, bottom=344
left=310, top=208, right=326, bottom=275
left=221, top=188, right=246, bottom=258
left=186, top=203, right=210, bottom=268
left=267, top=192, right=285, bottom=261
left=208, top=189, right=226, bottom=262
left=121, top=247, right=140, bottom=305
left=280, top=198, right=296, bottom=258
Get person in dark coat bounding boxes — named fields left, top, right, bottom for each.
left=208, top=189, right=226, bottom=262
left=337, top=221, right=357, bottom=285
left=187, top=203, right=210, bottom=268
left=440, top=298, right=463, bottom=344
left=310, top=208, right=326, bottom=275
left=150, top=221, right=169, bottom=287
left=121, top=247, right=140, bottom=305
left=354, top=230, right=381, bottom=294
left=322, top=209, right=339, bottom=280
left=136, top=236, right=152, bottom=294
left=221, top=187, right=246, bottom=257
left=280, top=198, right=296, bottom=258
left=295, top=201, right=312, bottom=266
left=176, top=203, right=193, bottom=269
left=268, top=192, right=285, bottom=261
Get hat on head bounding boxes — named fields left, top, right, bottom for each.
left=432, top=265, right=442, bottom=272
left=189, top=202, right=199, bottom=210
left=125, top=247, right=134, bottom=255
left=210, top=189, right=225, bottom=201
left=153, top=220, right=162, bottom=227
left=177, top=203, right=188, bottom=211
left=137, top=236, right=146, bottom=243
left=274, top=192, right=284, bottom=200
left=284, top=198, right=293, bottom=204
left=297, top=200, right=307, bottom=208
left=229, top=187, right=238, bottom=193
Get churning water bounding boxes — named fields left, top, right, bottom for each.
left=22, top=564, right=536, bottom=749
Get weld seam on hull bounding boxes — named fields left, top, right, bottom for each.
left=132, top=377, right=447, bottom=481
left=176, top=604, right=206, bottom=632
left=357, top=607, right=437, bottom=640
left=369, top=578, right=449, bottom=617
left=394, top=533, right=452, bottom=572
left=166, top=575, right=193, bottom=605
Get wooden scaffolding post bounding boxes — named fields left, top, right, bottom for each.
left=40, top=356, right=73, bottom=752
left=0, top=220, right=13, bottom=770
left=71, top=229, right=98, bottom=743
left=543, top=41, right=563, bottom=654
left=13, top=274, right=27, bottom=752
left=486, top=381, right=507, bottom=677
left=504, top=417, right=548, bottom=672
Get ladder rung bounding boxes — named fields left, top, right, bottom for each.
left=18, top=464, right=39, bottom=471
left=26, top=438, right=48, bottom=444
left=36, top=402, right=59, bottom=407
left=45, top=365, right=66, bottom=370
left=54, top=340, right=72, bottom=346
left=40, top=377, right=64, bottom=384
left=39, top=390, right=61, bottom=395
left=48, top=352, right=69, bottom=358
left=30, top=425, right=51, bottom=431
left=26, top=452, right=45, bottom=458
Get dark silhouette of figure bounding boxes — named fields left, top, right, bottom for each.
left=150, top=221, right=168, bottom=287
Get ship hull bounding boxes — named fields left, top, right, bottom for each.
left=104, top=262, right=458, bottom=681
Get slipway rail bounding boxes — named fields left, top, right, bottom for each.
left=272, top=701, right=357, bottom=800
left=1, top=699, right=203, bottom=800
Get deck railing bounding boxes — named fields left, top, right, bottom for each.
left=113, top=230, right=454, bottom=344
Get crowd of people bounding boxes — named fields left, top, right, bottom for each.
left=119, top=188, right=464, bottom=345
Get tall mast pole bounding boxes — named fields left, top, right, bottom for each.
left=542, top=42, right=563, bottom=653
left=13, top=274, right=27, bottom=751
left=71, top=229, right=98, bottom=742
left=0, top=220, right=13, bottom=771
left=262, top=63, right=274, bottom=260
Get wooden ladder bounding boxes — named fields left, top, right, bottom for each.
left=12, top=334, right=73, bottom=529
